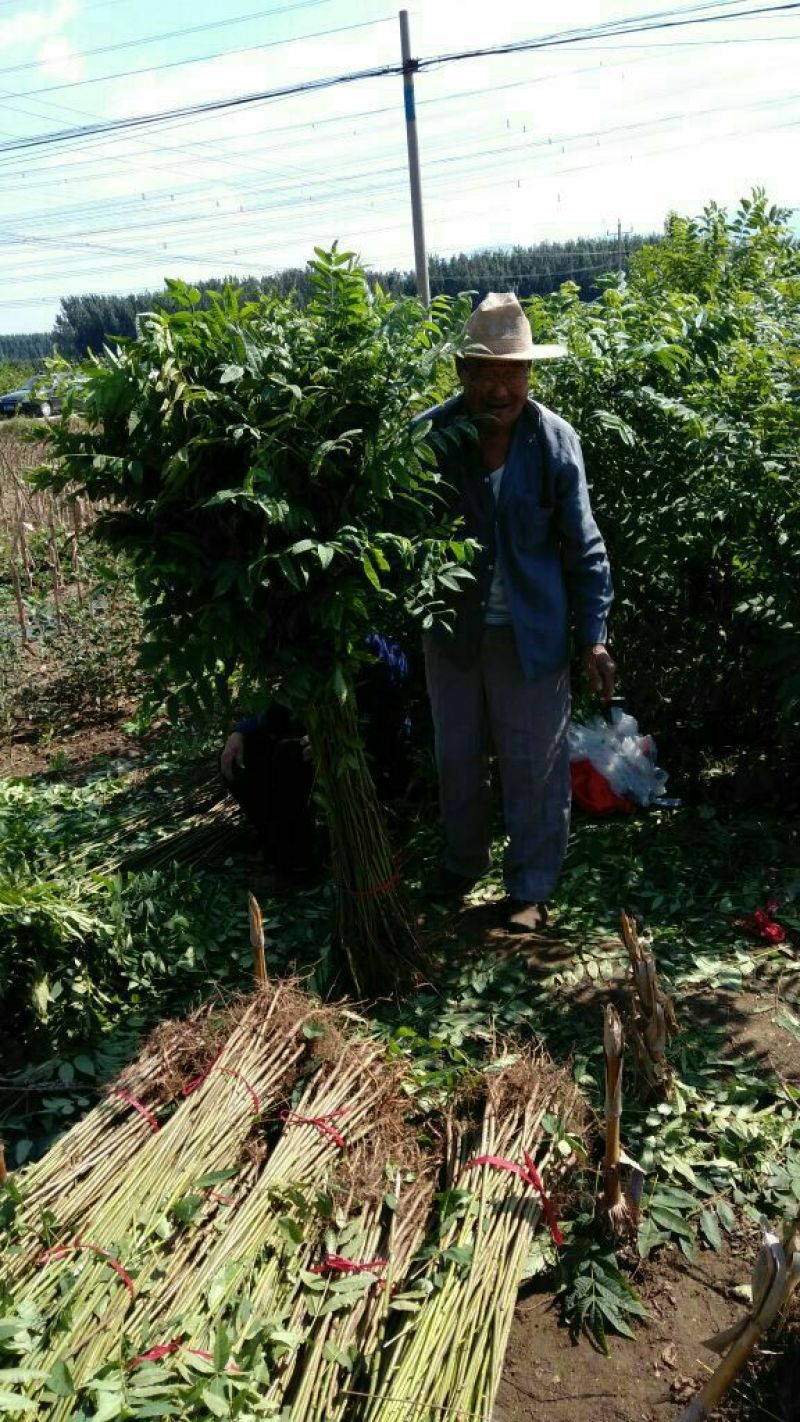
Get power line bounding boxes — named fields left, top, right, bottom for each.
left=0, top=14, right=396, bottom=104
left=5, top=89, right=796, bottom=244
left=0, top=1, right=328, bottom=81
left=1, top=2, right=796, bottom=160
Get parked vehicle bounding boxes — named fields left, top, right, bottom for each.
left=0, top=374, right=63, bottom=418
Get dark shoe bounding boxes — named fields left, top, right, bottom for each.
left=505, top=899, right=549, bottom=934
left=427, top=865, right=480, bottom=900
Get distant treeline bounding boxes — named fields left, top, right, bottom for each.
left=0, top=332, right=53, bottom=361
left=3, top=234, right=657, bottom=360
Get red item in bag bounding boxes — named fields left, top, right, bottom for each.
left=570, top=758, right=635, bottom=815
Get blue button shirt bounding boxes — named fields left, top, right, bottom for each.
left=418, top=395, right=613, bottom=681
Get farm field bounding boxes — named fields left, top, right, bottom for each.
left=1, top=204, right=799, bottom=1421
left=2, top=420, right=798, bottom=1422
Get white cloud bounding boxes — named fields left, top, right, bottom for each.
left=37, top=35, right=85, bottom=85
left=4, top=0, right=79, bottom=54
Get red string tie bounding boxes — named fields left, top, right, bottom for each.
left=308, top=1253, right=388, bottom=1276
left=279, top=1108, right=349, bottom=1150
left=205, top=1190, right=235, bottom=1207
left=466, top=1152, right=565, bottom=1248
left=128, top=1337, right=240, bottom=1372
left=182, top=1056, right=260, bottom=1115
left=219, top=1068, right=260, bottom=1115
left=182, top=1049, right=224, bottom=1097
left=38, top=1238, right=136, bottom=1296
left=113, top=1088, right=160, bottom=1133
left=343, top=868, right=401, bottom=900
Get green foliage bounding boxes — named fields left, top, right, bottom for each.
left=556, top=1211, right=648, bottom=1352
left=0, top=360, right=39, bottom=394
left=526, top=191, right=800, bottom=765
left=0, top=776, right=256, bottom=1068
left=45, top=234, right=655, bottom=358
left=40, top=249, right=474, bottom=724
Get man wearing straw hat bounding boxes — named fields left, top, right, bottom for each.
left=421, top=291, right=615, bottom=933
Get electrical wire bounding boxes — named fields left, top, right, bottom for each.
left=5, top=89, right=796, bottom=247
left=0, top=14, right=397, bottom=104
left=1, top=1, right=796, bottom=160
left=0, top=1, right=329, bottom=81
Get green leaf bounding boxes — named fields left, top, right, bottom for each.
left=361, top=553, right=381, bottom=590
left=219, top=364, right=244, bottom=384
left=213, top=1322, right=230, bottom=1374
left=0, top=1395, right=38, bottom=1414
left=700, top=1209, right=723, bottom=1251
left=45, top=1361, right=74, bottom=1398
left=200, top=1391, right=229, bottom=1419
left=196, top=1169, right=239, bottom=1189
left=716, top=1201, right=736, bottom=1232
left=277, top=1216, right=304, bottom=1246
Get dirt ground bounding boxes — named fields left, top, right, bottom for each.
left=0, top=708, right=141, bottom=779
left=497, top=1244, right=800, bottom=1422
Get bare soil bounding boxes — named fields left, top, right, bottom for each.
left=0, top=706, right=140, bottom=779
left=497, top=1245, right=800, bottom=1422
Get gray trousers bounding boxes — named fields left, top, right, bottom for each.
left=424, top=627, right=571, bottom=902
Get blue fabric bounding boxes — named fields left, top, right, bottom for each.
left=418, top=395, right=613, bottom=681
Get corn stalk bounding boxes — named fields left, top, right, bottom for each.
left=679, top=1219, right=800, bottom=1422
left=248, top=891, right=267, bottom=984
left=619, top=909, right=677, bottom=1096
left=602, top=1004, right=631, bottom=1236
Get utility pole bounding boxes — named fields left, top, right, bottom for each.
left=399, top=9, right=430, bottom=305
left=607, top=218, right=631, bottom=275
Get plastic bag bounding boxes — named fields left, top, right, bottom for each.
left=568, top=709, right=669, bottom=812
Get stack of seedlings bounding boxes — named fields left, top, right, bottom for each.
left=0, top=983, right=582, bottom=1421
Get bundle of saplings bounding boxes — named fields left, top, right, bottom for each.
left=38, top=251, right=475, bottom=993
left=0, top=979, right=582, bottom=1421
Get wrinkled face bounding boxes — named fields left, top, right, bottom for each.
left=458, top=357, right=531, bottom=431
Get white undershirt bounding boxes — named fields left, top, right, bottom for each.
left=484, top=464, right=511, bottom=626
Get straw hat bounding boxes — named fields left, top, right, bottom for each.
left=463, top=291, right=567, bottom=362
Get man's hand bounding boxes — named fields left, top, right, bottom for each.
left=221, top=731, right=245, bottom=781
left=583, top=644, right=617, bottom=702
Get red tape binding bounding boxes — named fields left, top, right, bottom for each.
left=466, top=1152, right=565, bottom=1248
left=308, top=1253, right=387, bottom=1276
left=38, top=1239, right=136, bottom=1296
left=113, top=1088, right=160, bottom=1133
left=279, top=1108, right=348, bottom=1150
left=523, top=1149, right=566, bottom=1248
left=128, top=1337, right=240, bottom=1372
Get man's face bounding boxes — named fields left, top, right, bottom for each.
left=458, top=358, right=531, bottom=431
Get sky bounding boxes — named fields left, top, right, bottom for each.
left=0, top=0, right=798, bottom=334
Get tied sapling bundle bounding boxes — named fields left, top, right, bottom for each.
left=39, top=252, right=475, bottom=995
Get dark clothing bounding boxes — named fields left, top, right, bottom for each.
left=226, top=635, right=411, bottom=871
left=417, top=395, right=613, bottom=678
left=226, top=723, right=317, bottom=875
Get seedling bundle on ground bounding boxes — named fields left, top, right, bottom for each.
left=0, top=976, right=580, bottom=1421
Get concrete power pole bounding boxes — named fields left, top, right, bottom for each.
left=399, top=10, right=430, bottom=305
left=607, top=218, right=632, bottom=275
